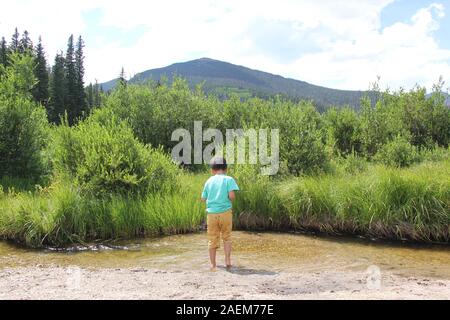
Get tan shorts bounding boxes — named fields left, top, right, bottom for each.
left=207, top=210, right=233, bottom=249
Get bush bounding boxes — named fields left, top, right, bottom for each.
left=277, top=103, right=328, bottom=175
left=103, top=78, right=220, bottom=151
left=375, top=136, right=420, bottom=168
left=419, top=146, right=450, bottom=163
left=325, top=107, right=362, bottom=156
left=335, top=153, right=368, bottom=175
left=0, top=54, right=50, bottom=181
left=52, top=112, right=179, bottom=197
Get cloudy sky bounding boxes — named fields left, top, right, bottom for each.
left=1, top=0, right=450, bottom=91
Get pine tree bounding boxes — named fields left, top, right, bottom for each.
left=10, top=28, right=20, bottom=52
left=19, top=30, right=33, bottom=54
left=0, top=37, right=8, bottom=66
left=119, top=67, right=127, bottom=86
left=86, top=83, right=94, bottom=109
left=94, top=80, right=101, bottom=107
left=64, top=35, right=78, bottom=125
left=75, top=36, right=87, bottom=113
left=49, top=52, right=66, bottom=123
left=33, top=36, right=49, bottom=106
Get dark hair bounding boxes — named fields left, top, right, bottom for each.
left=210, top=157, right=227, bottom=171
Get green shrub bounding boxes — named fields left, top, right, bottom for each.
left=375, top=136, right=420, bottom=168
left=0, top=54, right=49, bottom=181
left=103, top=78, right=219, bottom=151
left=325, top=107, right=362, bottom=156
left=277, top=103, right=328, bottom=175
left=419, top=146, right=450, bottom=163
left=335, top=153, right=368, bottom=175
left=52, top=112, right=179, bottom=197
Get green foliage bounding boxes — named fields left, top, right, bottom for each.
left=1, top=155, right=449, bottom=246
left=0, top=177, right=204, bottom=247
left=334, top=153, right=368, bottom=175
left=0, top=53, right=49, bottom=180
left=0, top=37, right=7, bottom=66
left=375, top=135, right=420, bottom=168
left=278, top=160, right=450, bottom=242
left=49, top=53, right=66, bottom=122
left=52, top=111, right=179, bottom=197
left=33, top=37, right=49, bottom=106
left=359, top=86, right=450, bottom=156
left=1, top=47, right=450, bottom=248
left=86, top=82, right=103, bottom=110
left=277, top=103, right=328, bottom=175
left=104, top=77, right=220, bottom=151
left=101, top=77, right=450, bottom=175
left=359, top=95, right=403, bottom=156
left=325, top=107, right=362, bottom=155
left=64, top=35, right=78, bottom=124
left=75, top=36, right=87, bottom=114
left=19, top=30, right=33, bottom=54
left=10, top=28, right=20, bottom=52
left=230, top=164, right=285, bottom=229
left=0, top=53, right=37, bottom=97
left=419, top=146, right=450, bottom=163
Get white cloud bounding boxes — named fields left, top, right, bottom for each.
left=1, top=0, right=449, bottom=91
left=291, top=3, right=450, bottom=90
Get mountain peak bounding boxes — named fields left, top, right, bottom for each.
left=197, top=57, right=215, bottom=61
left=101, top=58, right=369, bottom=110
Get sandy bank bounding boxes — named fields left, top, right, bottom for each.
left=1, top=266, right=448, bottom=300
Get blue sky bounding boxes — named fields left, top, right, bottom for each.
left=1, top=0, right=449, bottom=91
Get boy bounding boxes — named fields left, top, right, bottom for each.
left=201, top=157, right=239, bottom=272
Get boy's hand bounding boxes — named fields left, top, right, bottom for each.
left=228, top=191, right=236, bottom=202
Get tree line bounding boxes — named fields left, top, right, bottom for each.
left=0, top=28, right=102, bottom=124
left=1, top=42, right=449, bottom=183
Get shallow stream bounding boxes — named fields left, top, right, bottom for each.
left=1, top=232, right=449, bottom=278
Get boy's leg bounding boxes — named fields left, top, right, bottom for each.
left=207, top=214, right=220, bottom=271
left=220, top=211, right=233, bottom=268
left=209, top=248, right=217, bottom=270
left=224, top=242, right=232, bottom=268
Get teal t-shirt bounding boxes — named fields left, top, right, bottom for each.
left=202, top=174, right=240, bottom=214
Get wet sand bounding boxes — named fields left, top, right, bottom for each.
left=0, top=232, right=449, bottom=300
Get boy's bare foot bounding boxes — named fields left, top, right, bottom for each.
left=226, top=265, right=232, bottom=271
left=210, top=266, right=218, bottom=272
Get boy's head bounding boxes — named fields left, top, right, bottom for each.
left=210, top=157, right=228, bottom=173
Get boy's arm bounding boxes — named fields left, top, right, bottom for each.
left=201, top=183, right=208, bottom=202
left=228, top=178, right=240, bottom=202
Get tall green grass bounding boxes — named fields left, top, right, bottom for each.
left=0, top=175, right=205, bottom=247
left=0, top=161, right=449, bottom=247
left=233, top=159, right=450, bottom=243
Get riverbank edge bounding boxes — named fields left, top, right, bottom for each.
left=2, top=220, right=449, bottom=251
